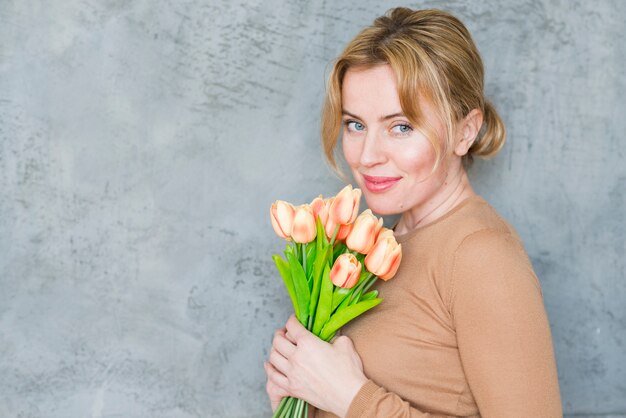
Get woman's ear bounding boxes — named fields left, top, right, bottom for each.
left=454, top=108, right=483, bottom=157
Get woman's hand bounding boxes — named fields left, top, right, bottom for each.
left=264, top=315, right=368, bottom=417
left=263, top=357, right=288, bottom=412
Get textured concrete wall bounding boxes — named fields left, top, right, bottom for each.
left=0, top=0, right=624, bottom=417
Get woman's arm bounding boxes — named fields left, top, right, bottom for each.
left=266, top=318, right=461, bottom=418
left=342, top=381, right=460, bottom=418
left=450, top=229, right=562, bottom=417
left=329, top=228, right=563, bottom=418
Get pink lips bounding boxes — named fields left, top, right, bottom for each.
left=362, top=174, right=402, bottom=193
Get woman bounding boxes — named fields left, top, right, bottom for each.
left=264, top=7, right=562, bottom=417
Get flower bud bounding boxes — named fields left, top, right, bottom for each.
left=330, top=253, right=362, bottom=289
left=291, top=204, right=317, bottom=244
left=310, top=195, right=329, bottom=226
left=270, top=200, right=295, bottom=240
left=345, top=209, right=383, bottom=254
left=364, top=231, right=402, bottom=280
left=329, top=185, right=361, bottom=225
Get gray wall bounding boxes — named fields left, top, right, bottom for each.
left=0, top=0, right=624, bottom=417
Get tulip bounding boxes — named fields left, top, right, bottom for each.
left=310, top=195, right=329, bottom=225
left=345, top=209, right=384, bottom=254
left=291, top=204, right=317, bottom=244
left=329, top=185, right=361, bottom=225
left=270, top=200, right=295, bottom=240
left=330, top=253, right=362, bottom=289
left=324, top=218, right=353, bottom=242
left=365, top=230, right=402, bottom=280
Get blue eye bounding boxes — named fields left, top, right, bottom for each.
left=346, top=121, right=365, bottom=132
left=391, top=124, right=412, bottom=135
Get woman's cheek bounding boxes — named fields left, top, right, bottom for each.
left=342, top=138, right=362, bottom=169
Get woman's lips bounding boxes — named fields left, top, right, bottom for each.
left=362, top=174, right=402, bottom=193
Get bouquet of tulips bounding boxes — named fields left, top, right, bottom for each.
left=269, top=185, right=402, bottom=418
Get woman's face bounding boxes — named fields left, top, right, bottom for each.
left=341, top=64, right=459, bottom=216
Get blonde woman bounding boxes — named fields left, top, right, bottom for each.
left=264, top=7, right=562, bottom=417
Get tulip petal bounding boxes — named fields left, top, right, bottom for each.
left=291, top=204, right=317, bottom=244
left=330, top=185, right=356, bottom=225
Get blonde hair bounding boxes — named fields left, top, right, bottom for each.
left=321, top=7, right=506, bottom=174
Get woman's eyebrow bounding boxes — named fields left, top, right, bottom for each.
left=342, top=110, right=405, bottom=121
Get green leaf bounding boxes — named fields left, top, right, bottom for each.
left=332, top=242, right=346, bottom=261
left=359, top=290, right=379, bottom=301
left=312, top=264, right=333, bottom=336
left=308, top=246, right=329, bottom=323
left=272, top=254, right=300, bottom=319
left=286, top=247, right=310, bottom=327
left=316, top=215, right=329, bottom=251
left=334, top=270, right=370, bottom=313
left=306, top=242, right=317, bottom=283
left=320, top=298, right=382, bottom=341
left=331, top=286, right=353, bottom=313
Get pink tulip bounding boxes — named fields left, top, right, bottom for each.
left=310, top=195, right=329, bottom=225
left=329, top=185, right=361, bottom=225
left=291, top=204, right=317, bottom=244
left=364, top=230, right=402, bottom=280
left=270, top=200, right=295, bottom=240
left=330, top=253, right=362, bottom=289
left=345, top=209, right=383, bottom=254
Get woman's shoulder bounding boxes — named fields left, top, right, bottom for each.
left=425, top=195, right=523, bottom=251
left=442, top=197, right=541, bottom=310
left=452, top=195, right=516, bottom=236
left=428, top=196, right=533, bottom=278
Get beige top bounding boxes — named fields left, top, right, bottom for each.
left=314, top=196, right=562, bottom=418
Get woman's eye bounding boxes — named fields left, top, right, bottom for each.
left=391, top=124, right=412, bottom=135
left=346, top=121, right=365, bottom=132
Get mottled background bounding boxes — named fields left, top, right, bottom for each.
left=0, top=0, right=624, bottom=417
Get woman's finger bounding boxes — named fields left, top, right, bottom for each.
left=268, top=347, right=290, bottom=375
left=264, top=361, right=290, bottom=392
left=284, top=330, right=297, bottom=344
left=285, top=314, right=310, bottom=342
left=264, top=362, right=290, bottom=412
left=273, top=331, right=297, bottom=358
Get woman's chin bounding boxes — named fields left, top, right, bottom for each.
left=363, top=197, right=403, bottom=216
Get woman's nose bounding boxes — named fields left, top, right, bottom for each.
left=359, top=131, right=386, bottom=167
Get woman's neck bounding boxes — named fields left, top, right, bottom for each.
left=394, top=166, right=475, bottom=235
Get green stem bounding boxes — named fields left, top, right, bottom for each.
left=329, top=224, right=340, bottom=246
left=361, top=274, right=378, bottom=294
left=278, top=397, right=295, bottom=418
left=349, top=272, right=374, bottom=304
left=302, top=242, right=307, bottom=278
left=294, top=398, right=304, bottom=417
left=272, top=397, right=289, bottom=418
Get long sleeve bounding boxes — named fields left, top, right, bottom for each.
left=450, top=229, right=562, bottom=418
left=344, top=380, right=460, bottom=418
left=313, top=198, right=562, bottom=418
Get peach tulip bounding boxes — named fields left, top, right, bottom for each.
left=324, top=218, right=353, bottom=242
left=291, top=204, right=317, bottom=244
left=364, top=231, right=402, bottom=280
left=330, top=253, right=362, bottom=289
left=329, top=185, right=361, bottom=225
left=270, top=200, right=295, bottom=240
left=310, top=195, right=329, bottom=225
left=345, top=209, right=383, bottom=254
